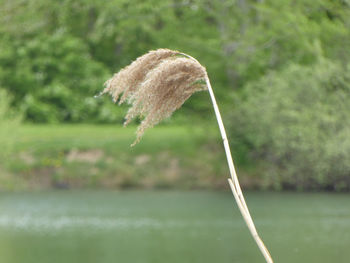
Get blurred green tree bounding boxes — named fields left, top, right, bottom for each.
left=197, top=0, right=350, bottom=86
left=0, top=33, right=113, bottom=122
left=0, top=0, right=349, bottom=190
left=0, top=89, right=22, bottom=158
left=229, top=57, right=350, bottom=191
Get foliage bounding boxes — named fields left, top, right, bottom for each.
left=0, top=89, right=22, bottom=159
left=0, top=0, right=349, bottom=190
left=197, top=0, right=350, bottom=85
left=0, top=33, right=125, bottom=123
left=0, top=0, right=222, bottom=122
left=1, top=0, right=349, bottom=123
left=229, top=58, right=350, bottom=191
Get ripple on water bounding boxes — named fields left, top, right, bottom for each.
left=0, top=214, right=238, bottom=234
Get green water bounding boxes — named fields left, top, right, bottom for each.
left=0, top=191, right=349, bottom=263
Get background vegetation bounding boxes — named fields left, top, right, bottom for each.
left=0, top=0, right=349, bottom=191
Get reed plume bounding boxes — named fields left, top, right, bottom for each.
left=101, top=48, right=178, bottom=104
left=101, top=49, right=207, bottom=145
left=125, top=57, right=206, bottom=145
left=98, top=49, right=274, bottom=263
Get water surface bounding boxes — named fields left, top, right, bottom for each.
left=0, top=191, right=349, bottom=263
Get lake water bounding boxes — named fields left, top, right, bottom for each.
left=0, top=191, right=349, bottom=263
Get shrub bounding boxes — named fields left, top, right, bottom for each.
left=229, top=59, right=350, bottom=191
left=0, top=89, right=22, bottom=159
left=0, top=33, right=123, bottom=123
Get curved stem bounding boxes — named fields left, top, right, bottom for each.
left=206, top=76, right=273, bottom=263
left=179, top=52, right=273, bottom=263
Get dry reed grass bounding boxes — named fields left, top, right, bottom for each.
left=101, top=49, right=178, bottom=104
left=99, top=49, right=274, bottom=263
left=101, top=49, right=207, bottom=145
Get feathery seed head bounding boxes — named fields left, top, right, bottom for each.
left=99, top=49, right=207, bottom=146
left=101, top=49, right=178, bottom=104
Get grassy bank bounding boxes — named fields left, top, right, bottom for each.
left=0, top=124, right=231, bottom=190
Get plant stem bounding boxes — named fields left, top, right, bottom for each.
left=178, top=52, right=273, bottom=263
left=205, top=75, right=273, bottom=263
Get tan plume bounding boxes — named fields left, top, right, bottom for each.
left=101, top=48, right=178, bottom=104
left=100, top=49, right=207, bottom=145
left=125, top=57, right=207, bottom=145
left=99, top=49, right=274, bottom=263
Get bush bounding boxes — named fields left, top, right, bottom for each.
left=0, top=89, right=22, bottom=159
left=0, top=33, right=129, bottom=123
left=229, top=59, right=350, bottom=191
